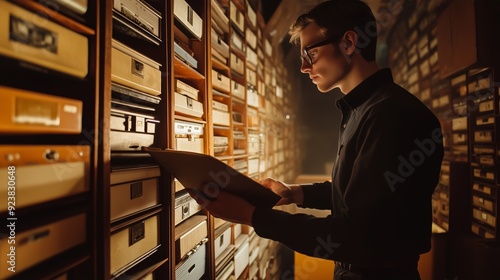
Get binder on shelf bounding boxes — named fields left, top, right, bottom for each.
left=174, top=41, right=198, bottom=69
left=143, top=148, right=281, bottom=207
left=0, top=1, right=89, bottom=78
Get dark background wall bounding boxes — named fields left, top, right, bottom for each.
left=283, top=45, right=343, bottom=175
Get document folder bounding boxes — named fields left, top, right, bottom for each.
left=143, top=148, right=280, bottom=207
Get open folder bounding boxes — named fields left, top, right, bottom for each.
left=144, top=148, right=280, bottom=207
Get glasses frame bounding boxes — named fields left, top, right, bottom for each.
left=301, top=36, right=342, bottom=65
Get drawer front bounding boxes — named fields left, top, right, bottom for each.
left=174, top=0, right=203, bottom=39
left=234, top=239, right=249, bottom=279
left=176, top=220, right=208, bottom=260
left=231, top=80, right=246, bottom=100
left=229, top=2, right=245, bottom=32
left=212, top=70, right=231, bottom=93
left=175, top=194, right=202, bottom=225
left=111, top=40, right=161, bottom=96
left=230, top=53, right=245, bottom=75
left=0, top=87, right=82, bottom=134
left=175, top=92, right=204, bottom=118
left=176, top=243, right=206, bottom=280
left=215, top=226, right=232, bottom=259
left=110, top=214, right=159, bottom=275
left=113, top=0, right=161, bottom=38
left=473, top=208, right=496, bottom=228
left=0, top=213, right=87, bottom=278
left=0, top=1, right=88, bottom=78
left=472, top=195, right=495, bottom=212
left=175, top=137, right=204, bottom=154
left=0, top=145, right=90, bottom=211
left=110, top=177, right=160, bottom=221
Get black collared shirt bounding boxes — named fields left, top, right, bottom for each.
left=253, top=68, right=444, bottom=268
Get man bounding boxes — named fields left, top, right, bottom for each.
left=190, top=0, right=444, bottom=279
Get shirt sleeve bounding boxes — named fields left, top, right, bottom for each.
left=300, top=181, right=332, bottom=210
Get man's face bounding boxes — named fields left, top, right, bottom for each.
left=299, top=23, right=350, bottom=93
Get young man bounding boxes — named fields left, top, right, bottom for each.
left=190, top=1, right=444, bottom=279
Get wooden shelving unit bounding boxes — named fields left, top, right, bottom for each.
left=0, top=0, right=299, bottom=279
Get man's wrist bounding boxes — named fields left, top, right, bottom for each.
left=290, top=184, right=304, bottom=205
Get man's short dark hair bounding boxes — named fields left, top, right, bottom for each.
left=289, top=0, right=378, bottom=61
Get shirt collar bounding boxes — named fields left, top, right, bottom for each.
left=336, top=68, right=394, bottom=111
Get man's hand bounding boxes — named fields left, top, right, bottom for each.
left=187, top=189, right=255, bottom=225
left=259, top=178, right=304, bottom=205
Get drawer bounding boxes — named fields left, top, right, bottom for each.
left=110, top=177, right=160, bottom=221
left=472, top=195, right=495, bottom=213
left=215, top=226, right=232, bottom=260
left=0, top=1, right=88, bottom=78
left=173, top=0, right=203, bottom=39
left=0, top=145, right=90, bottom=211
left=474, top=130, right=493, bottom=142
left=110, top=213, right=160, bottom=275
left=234, top=235, right=249, bottom=279
left=473, top=208, right=496, bottom=228
left=175, top=216, right=208, bottom=261
left=175, top=92, right=204, bottom=118
left=229, top=2, right=245, bottom=32
left=175, top=191, right=202, bottom=225
left=0, top=213, right=86, bottom=279
left=176, top=243, right=206, bottom=280
left=230, top=52, right=245, bottom=75
left=111, top=40, right=161, bottom=96
left=247, top=68, right=257, bottom=86
left=231, top=80, right=246, bottom=100
left=451, top=117, right=468, bottom=131
left=212, top=70, right=231, bottom=93
left=175, top=137, right=204, bottom=154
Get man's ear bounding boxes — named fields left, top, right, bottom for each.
left=341, top=30, right=358, bottom=56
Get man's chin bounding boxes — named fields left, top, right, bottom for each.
left=316, top=84, right=336, bottom=93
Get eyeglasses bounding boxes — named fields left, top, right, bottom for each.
left=301, top=37, right=341, bottom=65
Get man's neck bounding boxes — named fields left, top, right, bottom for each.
left=340, top=60, right=380, bottom=94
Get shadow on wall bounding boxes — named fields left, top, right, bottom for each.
left=282, top=43, right=344, bottom=175
left=298, top=73, right=343, bottom=175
